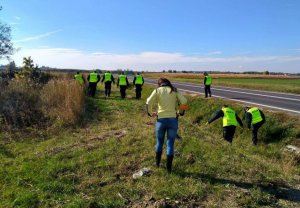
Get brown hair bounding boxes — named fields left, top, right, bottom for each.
left=157, top=77, right=177, bottom=93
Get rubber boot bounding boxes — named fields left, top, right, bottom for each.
left=155, top=151, right=162, bottom=167
left=166, top=155, right=174, bottom=173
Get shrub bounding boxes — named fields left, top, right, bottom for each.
left=0, top=76, right=85, bottom=129
left=0, top=79, right=45, bottom=128
left=41, top=79, right=85, bottom=126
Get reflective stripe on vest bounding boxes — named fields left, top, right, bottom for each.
left=104, top=73, right=112, bottom=82
left=74, top=73, right=84, bottom=84
left=247, top=107, right=263, bottom=125
left=119, top=75, right=127, bottom=86
left=205, top=75, right=212, bottom=85
left=222, top=107, right=238, bottom=127
left=89, top=72, right=98, bottom=83
left=135, top=75, right=143, bottom=84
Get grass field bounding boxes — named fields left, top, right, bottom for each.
left=1, top=83, right=300, bottom=207
left=143, top=73, right=300, bottom=94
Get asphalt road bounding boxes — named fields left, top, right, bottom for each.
left=144, top=78, right=300, bottom=115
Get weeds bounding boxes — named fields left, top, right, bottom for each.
left=41, top=79, right=85, bottom=126
left=0, top=81, right=299, bottom=207
left=0, top=75, right=85, bottom=130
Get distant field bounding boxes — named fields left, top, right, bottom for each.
left=143, top=73, right=300, bottom=94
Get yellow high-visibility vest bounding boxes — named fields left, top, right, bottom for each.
left=222, top=107, right=238, bottom=127
left=89, top=72, right=98, bottom=83
left=205, top=75, right=212, bottom=85
left=135, top=75, right=143, bottom=84
left=104, top=73, right=112, bottom=82
left=247, top=107, right=263, bottom=125
left=119, top=75, right=127, bottom=86
left=74, top=73, right=84, bottom=84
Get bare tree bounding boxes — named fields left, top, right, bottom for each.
left=0, top=6, right=14, bottom=60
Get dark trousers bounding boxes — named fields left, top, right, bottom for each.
left=223, top=125, right=236, bottom=143
left=88, top=82, right=97, bottom=97
left=104, top=82, right=112, bottom=97
left=119, top=86, right=127, bottom=98
left=204, top=85, right=211, bottom=97
left=135, top=84, right=142, bottom=99
left=252, top=121, right=265, bottom=145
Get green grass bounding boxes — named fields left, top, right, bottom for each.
left=212, top=78, right=300, bottom=94
left=0, top=84, right=299, bottom=207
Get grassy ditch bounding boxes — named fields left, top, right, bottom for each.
left=144, top=73, right=300, bottom=94
left=0, top=82, right=299, bottom=207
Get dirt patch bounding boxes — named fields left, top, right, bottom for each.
left=186, top=153, right=196, bottom=164
left=118, top=162, right=140, bottom=177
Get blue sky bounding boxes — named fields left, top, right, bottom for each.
left=1, top=0, right=300, bottom=72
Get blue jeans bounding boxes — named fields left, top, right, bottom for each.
left=155, top=118, right=178, bottom=156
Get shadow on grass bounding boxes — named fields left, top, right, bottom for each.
left=0, top=144, right=15, bottom=158
left=262, top=126, right=290, bottom=143
left=175, top=171, right=300, bottom=203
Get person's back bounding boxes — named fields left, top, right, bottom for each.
left=74, top=72, right=84, bottom=85
left=244, top=106, right=265, bottom=145
left=146, top=78, right=187, bottom=173
left=208, top=105, right=243, bottom=143
left=203, top=72, right=212, bottom=97
left=89, top=72, right=98, bottom=83
left=117, top=72, right=129, bottom=98
left=133, top=73, right=144, bottom=99
left=102, top=71, right=114, bottom=97
left=87, top=71, right=100, bottom=97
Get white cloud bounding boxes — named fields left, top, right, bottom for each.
left=13, top=30, right=62, bottom=43
left=207, top=51, right=222, bottom=55
left=14, top=16, right=21, bottom=20
left=3, top=47, right=300, bottom=73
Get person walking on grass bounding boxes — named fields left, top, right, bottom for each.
left=243, top=106, right=265, bottom=145
left=101, top=71, right=115, bottom=98
left=146, top=78, right=187, bottom=173
left=87, top=70, right=100, bottom=97
left=203, top=72, right=212, bottom=98
left=207, top=105, right=243, bottom=143
left=117, top=72, right=129, bottom=98
left=133, top=72, right=144, bottom=99
left=74, top=71, right=85, bottom=85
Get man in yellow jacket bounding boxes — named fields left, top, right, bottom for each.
left=244, top=106, right=266, bottom=145
left=207, top=105, right=243, bottom=143
left=117, top=72, right=129, bottom=98
left=133, top=72, right=144, bottom=99
left=87, top=70, right=100, bottom=97
left=203, top=72, right=212, bottom=98
left=74, top=71, right=85, bottom=85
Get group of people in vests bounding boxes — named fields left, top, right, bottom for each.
left=207, top=105, right=265, bottom=145
left=146, top=78, right=265, bottom=173
left=74, top=71, right=144, bottom=99
left=76, top=71, right=266, bottom=173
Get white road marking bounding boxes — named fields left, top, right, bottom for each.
left=178, top=88, right=300, bottom=114
left=170, top=82, right=300, bottom=101
left=145, top=81, right=300, bottom=114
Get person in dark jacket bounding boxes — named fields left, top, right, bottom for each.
left=207, top=105, right=243, bottom=143
left=101, top=71, right=115, bottom=98
left=133, top=72, right=144, bottom=99
left=203, top=72, right=212, bottom=98
left=117, top=72, right=129, bottom=98
left=244, top=106, right=266, bottom=145
left=87, top=70, right=100, bottom=97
